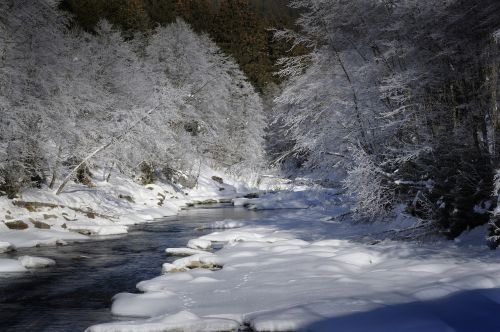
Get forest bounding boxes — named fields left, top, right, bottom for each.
left=2, top=0, right=500, bottom=242
left=2, top=1, right=500, bottom=331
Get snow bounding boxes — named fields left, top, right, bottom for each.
left=87, top=195, right=500, bottom=332
left=0, top=165, right=260, bottom=249
left=186, top=239, right=212, bottom=251
left=0, top=229, right=86, bottom=248
left=0, top=258, right=27, bottom=273
left=18, top=255, right=56, bottom=268
left=0, top=241, right=13, bottom=253
left=3, top=167, right=499, bottom=331
left=65, top=224, right=128, bottom=236
left=161, top=253, right=223, bottom=274
left=86, top=310, right=239, bottom=332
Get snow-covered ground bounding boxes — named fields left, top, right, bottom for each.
left=0, top=165, right=266, bottom=272
left=86, top=197, right=500, bottom=332
left=4, top=170, right=500, bottom=331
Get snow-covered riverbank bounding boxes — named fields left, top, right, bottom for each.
left=86, top=203, right=500, bottom=332
left=0, top=166, right=276, bottom=272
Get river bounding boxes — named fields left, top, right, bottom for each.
left=0, top=205, right=273, bottom=331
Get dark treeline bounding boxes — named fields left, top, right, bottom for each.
left=59, top=0, right=305, bottom=91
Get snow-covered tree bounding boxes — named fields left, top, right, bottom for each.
left=0, top=2, right=266, bottom=195
left=274, top=0, right=500, bottom=231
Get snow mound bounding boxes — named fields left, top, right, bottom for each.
left=0, top=229, right=87, bottom=248
left=0, top=241, right=13, bottom=253
left=162, top=254, right=223, bottom=273
left=187, top=239, right=212, bottom=250
left=0, top=258, right=27, bottom=273
left=18, top=255, right=56, bottom=268
left=66, top=225, right=128, bottom=236
left=112, top=291, right=178, bottom=317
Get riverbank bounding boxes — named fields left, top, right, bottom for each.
left=0, top=165, right=280, bottom=273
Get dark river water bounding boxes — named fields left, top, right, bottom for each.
left=0, top=205, right=272, bottom=332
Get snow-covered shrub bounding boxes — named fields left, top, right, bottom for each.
left=343, top=147, right=396, bottom=220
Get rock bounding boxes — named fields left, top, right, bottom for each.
left=61, top=223, right=67, bottom=229
left=118, top=194, right=135, bottom=203
left=244, top=193, right=259, bottom=199
left=211, top=176, right=224, bottom=184
left=75, top=229, right=92, bottom=235
left=157, top=193, right=165, bottom=206
left=5, top=220, right=29, bottom=230
left=43, top=214, right=57, bottom=220
left=4, top=215, right=13, bottom=220
left=24, top=202, right=38, bottom=212
left=219, top=187, right=225, bottom=191
left=32, top=220, right=51, bottom=229
left=218, top=198, right=232, bottom=204
left=86, top=212, right=96, bottom=219
left=199, top=199, right=218, bottom=205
